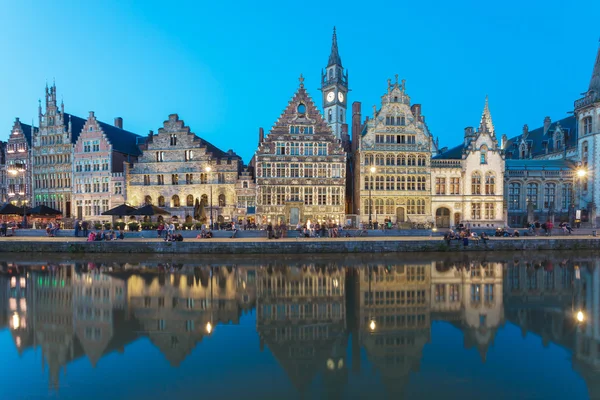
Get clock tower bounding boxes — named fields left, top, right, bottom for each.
left=320, top=27, right=348, bottom=140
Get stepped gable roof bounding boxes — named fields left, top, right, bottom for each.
left=64, top=113, right=87, bottom=145
left=269, top=75, right=332, bottom=137
left=94, top=119, right=142, bottom=157
left=503, top=116, right=577, bottom=159
left=433, top=144, right=464, bottom=160
left=11, top=119, right=37, bottom=147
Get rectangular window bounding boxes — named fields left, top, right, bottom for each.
left=435, top=178, right=446, bottom=195
left=304, top=188, right=313, bottom=205
left=317, top=187, right=327, bottom=205
left=484, top=284, right=494, bottom=303
left=561, top=184, right=572, bottom=210
left=317, top=143, right=327, bottom=156
left=290, top=143, right=300, bottom=155
left=276, top=142, right=285, bottom=155
left=276, top=163, right=285, bottom=178
left=331, top=187, right=341, bottom=205
left=435, top=284, right=445, bottom=302
left=304, top=143, right=314, bottom=156
left=304, top=163, right=313, bottom=178
left=275, top=187, right=285, bottom=205
left=290, top=164, right=299, bottom=178
left=484, top=202, right=495, bottom=219
left=449, top=284, right=460, bottom=302
left=470, top=284, right=481, bottom=303
left=332, top=164, right=341, bottom=178
left=471, top=203, right=481, bottom=219
left=290, top=187, right=300, bottom=201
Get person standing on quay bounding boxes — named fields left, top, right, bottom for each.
left=74, top=220, right=80, bottom=237
left=81, top=220, right=89, bottom=238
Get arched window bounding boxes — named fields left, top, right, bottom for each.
left=526, top=183, right=538, bottom=207
left=200, top=173, right=207, bottom=184
left=485, top=172, right=495, bottom=195
left=417, top=155, right=426, bottom=166
left=471, top=172, right=481, bottom=195
left=170, top=134, right=177, bottom=146
left=365, top=154, right=374, bottom=165
left=375, top=176, right=384, bottom=190
left=398, top=155, right=406, bottom=166
left=201, top=194, right=208, bottom=204
left=218, top=194, right=226, bottom=207
left=186, top=194, right=194, bottom=207
left=144, top=195, right=152, bottom=205
left=407, top=155, right=416, bottom=166
left=386, top=176, right=394, bottom=190
left=172, top=195, right=180, bottom=207
left=508, top=183, right=521, bottom=210
left=386, top=155, right=395, bottom=166
left=375, top=199, right=384, bottom=214
left=158, top=196, right=165, bottom=207
left=480, top=148, right=487, bottom=164
left=376, top=154, right=385, bottom=166
left=364, top=175, right=373, bottom=190
left=364, top=199, right=372, bottom=215
left=544, top=183, right=556, bottom=209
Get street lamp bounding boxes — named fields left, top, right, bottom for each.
left=573, top=167, right=587, bottom=227
left=368, top=166, right=376, bottom=228
left=205, top=166, right=213, bottom=229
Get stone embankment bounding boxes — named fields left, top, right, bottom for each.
left=0, top=236, right=598, bottom=254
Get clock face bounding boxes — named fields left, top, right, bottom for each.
left=327, top=92, right=335, bottom=103
left=338, top=92, right=344, bottom=102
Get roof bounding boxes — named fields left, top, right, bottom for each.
left=327, top=27, right=342, bottom=67
left=64, top=113, right=87, bottom=144
left=589, top=43, right=600, bottom=93
left=17, top=120, right=36, bottom=147
left=505, top=158, right=576, bottom=170
left=95, top=119, right=142, bottom=157
left=198, top=137, right=240, bottom=161
left=433, top=144, right=464, bottom=160
left=503, top=115, right=577, bottom=159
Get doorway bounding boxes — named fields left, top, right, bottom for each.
left=396, top=207, right=405, bottom=223
left=290, top=207, right=299, bottom=225
left=435, top=207, right=451, bottom=228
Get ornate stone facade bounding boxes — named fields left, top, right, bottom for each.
left=32, top=84, right=85, bottom=217
left=0, top=140, right=6, bottom=203
left=127, top=114, right=241, bottom=224
left=357, top=78, right=435, bottom=226
left=255, top=77, right=347, bottom=226
left=431, top=99, right=505, bottom=228
left=234, top=166, right=257, bottom=224
left=72, top=113, right=141, bottom=221
left=5, top=118, right=36, bottom=208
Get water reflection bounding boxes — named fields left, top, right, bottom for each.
left=0, top=253, right=595, bottom=397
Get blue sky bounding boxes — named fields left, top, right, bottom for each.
left=1, top=0, right=599, bottom=163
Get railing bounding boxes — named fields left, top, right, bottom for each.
left=575, top=92, right=600, bottom=109
left=430, top=159, right=461, bottom=168
left=363, top=143, right=421, bottom=152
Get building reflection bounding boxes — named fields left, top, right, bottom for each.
left=1, top=254, right=600, bottom=396
left=256, top=263, right=347, bottom=396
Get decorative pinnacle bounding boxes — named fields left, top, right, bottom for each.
left=298, top=74, right=305, bottom=87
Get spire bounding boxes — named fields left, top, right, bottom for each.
left=589, top=39, right=600, bottom=93
left=327, top=27, right=342, bottom=67
left=479, top=95, right=495, bottom=134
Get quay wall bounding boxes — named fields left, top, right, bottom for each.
left=0, top=237, right=599, bottom=254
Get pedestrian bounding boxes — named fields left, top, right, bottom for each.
left=267, top=222, right=273, bottom=239
left=74, top=220, right=80, bottom=237
left=546, top=220, right=554, bottom=236
left=231, top=221, right=237, bottom=238
left=81, top=220, right=89, bottom=238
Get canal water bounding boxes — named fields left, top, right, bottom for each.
left=0, top=252, right=594, bottom=400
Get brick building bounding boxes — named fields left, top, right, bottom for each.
left=255, top=76, right=347, bottom=227
left=5, top=118, right=36, bottom=208
left=72, top=112, right=141, bottom=221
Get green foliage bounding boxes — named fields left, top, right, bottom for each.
left=128, top=222, right=140, bottom=232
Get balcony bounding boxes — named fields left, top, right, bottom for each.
left=363, top=143, right=420, bottom=152
left=575, top=92, right=600, bottom=109
left=430, top=159, right=461, bottom=168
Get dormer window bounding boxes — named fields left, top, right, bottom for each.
left=297, top=104, right=306, bottom=115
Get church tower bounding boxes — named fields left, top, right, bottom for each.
left=320, top=27, right=348, bottom=140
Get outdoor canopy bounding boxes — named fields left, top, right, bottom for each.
left=26, top=205, right=62, bottom=216
left=128, top=204, right=170, bottom=216
left=0, top=204, right=24, bottom=215
left=101, top=204, right=137, bottom=216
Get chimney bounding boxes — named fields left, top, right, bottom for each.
left=351, top=102, right=362, bottom=153
left=148, top=130, right=153, bottom=138
left=543, top=117, right=551, bottom=135
left=522, top=124, right=528, bottom=136
left=114, top=117, right=123, bottom=129
left=258, top=127, right=264, bottom=145
left=411, top=104, right=421, bottom=120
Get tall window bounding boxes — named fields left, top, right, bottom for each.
left=172, top=174, right=178, bottom=185
left=170, top=134, right=177, bottom=146
left=375, top=154, right=384, bottom=166
left=561, top=184, right=572, bottom=210
left=583, top=116, right=593, bottom=135
left=485, top=173, right=495, bottom=195
left=471, top=203, right=481, bottom=219
left=484, top=203, right=495, bottom=219
left=317, top=188, right=327, bottom=205
left=218, top=194, right=226, bottom=207
left=397, top=155, right=406, bottom=166
left=471, top=172, right=481, bottom=195
left=417, top=155, right=426, bottom=166
left=480, top=148, right=487, bottom=164
left=526, top=183, right=538, bottom=207
left=582, top=141, right=589, bottom=167
left=375, top=199, right=384, bottom=214
left=386, top=155, right=395, bottom=166
left=172, top=195, right=180, bottom=207
left=508, top=183, right=521, bottom=210
left=304, top=188, right=313, bottom=205
left=544, top=183, right=556, bottom=209
left=435, top=178, right=446, bottom=195
left=417, top=176, right=426, bottom=191
left=158, top=196, right=165, bottom=207
left=290, top=164, right=299, bottom=178
left=156, top=151, right=164, bottom=162
left=143, top=175, right=150, bottom=185
left=304, top=164, right=313, bottom=178
left=331, top=187, right=341, bottom=205
left=450, top=178, right=460, bottom=195
left=276, top=142, right=285, bottom=155
left=186, top=195, right=194, bottom=207
left=184, top=150, right=193, bottom=161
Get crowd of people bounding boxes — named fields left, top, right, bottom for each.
left=86, top=228, right=125, bottom=241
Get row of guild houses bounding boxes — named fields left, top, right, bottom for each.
left=0, top=30, right=599, bottom=229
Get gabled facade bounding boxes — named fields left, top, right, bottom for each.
left=234, top=166, right=257, bottom=224
left=357, top=78, right=435, bottom=226
left=432, top=98, right=505, bottom=228
left=72, top=113, right=141, bottom=221
left=5, top=118, right=36, bottom=207
left=0, top=140, right=6, bottom=203
left=126, top=114, right=241, bottom=223
left=255, top=76, right=347, bottom=226
left=32, top=83, right=86, bottom=217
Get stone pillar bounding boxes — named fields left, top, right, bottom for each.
left=527, top=201, right=534, bottom=224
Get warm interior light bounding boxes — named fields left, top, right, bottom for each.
left=369, top=319, right=376, bottom=331
left=12, top=313, right=20, bottom=330
left=576, top=311, right=585, bottom=322
left=205, top=166, right=211, bottom=172
left=370, top=167, right=376, bottom=174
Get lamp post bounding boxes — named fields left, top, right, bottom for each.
left=205, top=166, right=213, bottom=229
left=574, top=167, right=587, bottom=227
left=368, top=166, right=376, bottom=229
